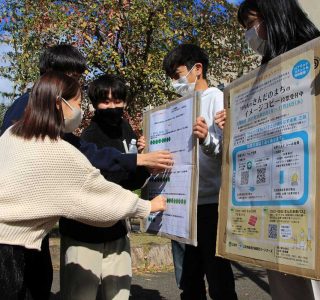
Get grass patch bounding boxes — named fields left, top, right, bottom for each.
left=129, top=232, right=170, bottom=247
left=133, top=264, right=174, bottom=274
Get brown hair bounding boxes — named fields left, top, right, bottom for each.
left=11, top=71, right=80, bottom=140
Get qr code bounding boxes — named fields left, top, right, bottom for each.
left=241, top=171, right=249, bottom=185
left=256, top=167, right=266, bottom=184
left=268, top=224, right=278, bottom=239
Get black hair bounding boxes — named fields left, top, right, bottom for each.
left=39, top=44, right=87, bottom=76
left=88, top=74, right=127, bottom=108
left=163, top=44, right=209, bottom=79
left=238, top=0, right=320, bottom=64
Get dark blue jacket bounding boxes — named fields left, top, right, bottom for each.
left=0, top=93, right=29, bottom=134
left=60, top=119, right=149, bottom=243
left=0, top=93, right=137, bottom=175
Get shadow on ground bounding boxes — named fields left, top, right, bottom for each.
left=129, top=285, right=166, bottom=299
left=50, top=287, right=165, bottom=300
left=232, top=262, right=270, bottom=295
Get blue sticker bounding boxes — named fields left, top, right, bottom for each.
left=292, top=59, right=311, bottom=79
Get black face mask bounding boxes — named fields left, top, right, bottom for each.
left=94, top=107, right=124, bottom=127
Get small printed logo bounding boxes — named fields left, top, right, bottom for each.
left=248, top=186, right=255, bottom=192
left=292, top=59, right=311, bottom=79
left=248, top=215, right=257, bottom=226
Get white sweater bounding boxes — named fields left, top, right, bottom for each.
left=198, top=87, right=223, bottom=205
left=0, top=129, right=151, bottom=250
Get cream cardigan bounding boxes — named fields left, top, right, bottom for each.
left=0, top=129, right=151, bottom=250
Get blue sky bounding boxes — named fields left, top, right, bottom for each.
left=0, top=43, right=13, bottom=105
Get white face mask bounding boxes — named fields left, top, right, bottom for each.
left=61, top=97, right=83, bottom=133
left=171, top=65, right=196, bottom=96
left=245, top=23, right=267, bottom=55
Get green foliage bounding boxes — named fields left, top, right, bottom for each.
left=0, top=0, right=258, bottom=116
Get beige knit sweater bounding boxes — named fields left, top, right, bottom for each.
left=0, top=129, right=151, bottom=250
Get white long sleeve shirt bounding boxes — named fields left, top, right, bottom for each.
left=198, top=87, right=224, bottom=205
left=0, top=129, right=151, bottom=250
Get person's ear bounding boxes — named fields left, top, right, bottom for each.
left=194, top=63, right=203, bottom=78
left=56, top=96, right=62, bottom=110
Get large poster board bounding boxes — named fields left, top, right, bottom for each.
left=217, top=37, right=320, bottom=279
left=142, top=93, right=200, bottom=246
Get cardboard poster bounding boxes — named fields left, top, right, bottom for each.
left=142, top=93, right=200, bottom=246
left=217, top=37, right=320, bottom=279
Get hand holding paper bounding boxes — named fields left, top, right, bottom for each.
left=150, top=195, right=167, bottom=212
left=137, top=150, right=173, bottom=171
left=214, top=109, right=227, bottom=130
left=193, top=116, right=208, bottom=143
left=137, top=135, right=146, bottom=153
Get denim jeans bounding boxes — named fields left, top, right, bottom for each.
left=171, top=239, right=185, bottom=288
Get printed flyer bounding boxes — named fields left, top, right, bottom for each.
left=142, top=93, right=200, bottom=246
left=217, top=37, right=320, bottom=278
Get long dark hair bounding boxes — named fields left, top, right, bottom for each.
left=11, top=71, right=80, bottom=140
left=238, top=0, right=320, bottom=64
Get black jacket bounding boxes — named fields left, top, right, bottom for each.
left=59, top=118, right=149, bottom=243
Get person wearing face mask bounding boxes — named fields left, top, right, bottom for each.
left=0, top=44, right=88, bottom=300
left=214, top=1, right=320, bottom=300
left=240, top=0, right=319, bottom=65
left=0, top=44, right=173, bottom=300
left=59, top=74, right=151, bottom=300
left=215, top=0, right=320, bottom=131
left=163, top=44, right=237, bottom=300
left=171, top=64, right=198, bottom=96
left=61, top=96, right=84, bottom=132
left=0, top=71, right=167, bottom=300
left=244, top=21, right=266, bottom=56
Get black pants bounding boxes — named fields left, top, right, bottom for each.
left=179, top=204, right=238, bottom=300
left=0, top=236, right=53, bottom=300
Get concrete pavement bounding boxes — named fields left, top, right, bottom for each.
left=50, top=262, right=271, bottom=299
left=49, top=231, right=271, bottom=299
